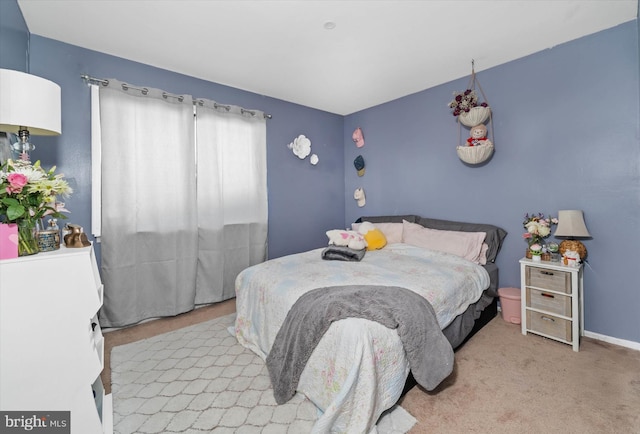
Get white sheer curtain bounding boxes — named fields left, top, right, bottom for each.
left=96, top=80, right=267, bottom=327
left=98, top=81, right=198, bottom=327
left=195, top=101, right=268, bottom=303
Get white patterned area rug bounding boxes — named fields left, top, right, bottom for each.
left=111, top=314, right=417, bottom=434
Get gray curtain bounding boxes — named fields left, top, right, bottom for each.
left=195, top=101, right=268, bottom=304
left=98, top=81, right=197, bottom=327
left=96, top=80, right=267, bottom=327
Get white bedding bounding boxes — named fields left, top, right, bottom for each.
left=234, top=243, right=490, bottom=433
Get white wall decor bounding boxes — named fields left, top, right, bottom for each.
left=287, top=134, right=311, bottom=159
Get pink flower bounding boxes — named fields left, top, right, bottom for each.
left=522, top=233, right=532, bottom=239
left=6, top=173, right=28, bottom=194
left=42, top=202, right=70, bottom=217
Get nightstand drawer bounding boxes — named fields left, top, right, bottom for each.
left=527, top=288, right=572, bottom=317
left=527, top=311, right=572, bottom=341
left=526, top=267, right=571, bottom=294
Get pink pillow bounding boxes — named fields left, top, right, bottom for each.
left=402, top=220, right=486, bottom=264
left=478, top=243, right=489, bottom=265
left=374, top=223, right=403, bottom=244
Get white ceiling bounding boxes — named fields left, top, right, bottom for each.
left=17, top=0, right=638, bottom=115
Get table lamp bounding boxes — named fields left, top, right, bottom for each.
left=0, top=69, right=61, bottom=161
left=554, top=210, right=591, bottom=260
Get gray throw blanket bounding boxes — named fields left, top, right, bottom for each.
left=321, top=245, right=366, bottom=261
left=266, top=285, right=454, bottom=405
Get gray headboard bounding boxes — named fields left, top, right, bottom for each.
left=354, top=215, right=507, bottom=264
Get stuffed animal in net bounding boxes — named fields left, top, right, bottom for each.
left=466, top=124, right=492, bottom=147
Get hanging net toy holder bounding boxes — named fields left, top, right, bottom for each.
left=453, top=62, right=495, bottom=165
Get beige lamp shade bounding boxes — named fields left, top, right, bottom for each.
left=554, top=210, right=591, bottom=260
left=554, top=210, right=591, bottom=238
left=0, top=68, right=62, bottom=136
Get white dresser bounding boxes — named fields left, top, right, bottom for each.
left=0, top=246, right=112, bottom=433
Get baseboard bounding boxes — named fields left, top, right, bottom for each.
left=584, top=330, right=640, bottom=352
left=502, top=302, right=640, bottom=352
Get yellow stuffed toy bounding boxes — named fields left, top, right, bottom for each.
left=357, top=222, right=387, bottom=251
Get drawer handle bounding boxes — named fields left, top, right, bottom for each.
left=541, top=316, right=555, bottom=322
left=540, top=271, right=555, bottom=276
left=541, top=293, right=555, bottom=299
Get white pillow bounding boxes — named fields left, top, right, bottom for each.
left=402, top=220, right=486, bottom=264
left=352, top=222, right=404, bottom=244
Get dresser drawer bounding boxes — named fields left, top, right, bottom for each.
left=527, top=288, right=572, bottom=317
left=527, top=311, right=572, bottom=342
left=526, top=266, right=571, bottom=294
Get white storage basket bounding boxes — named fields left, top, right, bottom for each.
left=456, top=143, right=494, bottom=165
left=458, top=106, right=491, bottom=128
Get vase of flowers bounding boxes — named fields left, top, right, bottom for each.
left=17, top=219, right=39, bottom=256
left=523, top=212, right=558, bottom=259
left=0, top=159, right=72, bottom=256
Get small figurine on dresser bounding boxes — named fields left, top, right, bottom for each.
left=63, top=224, right=91, bottom=248
left=36, top=218, right=61, bottom=252
left=466, top=124, right=493, bottom=147
left=562, top=250, right=581, bottom=267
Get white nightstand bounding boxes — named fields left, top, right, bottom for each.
left=520, top=258, right=584, bottom=351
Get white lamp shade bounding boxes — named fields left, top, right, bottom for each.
left=554, top=210, right=591, bottom=238
left=0, top=68, right=61, bottom=136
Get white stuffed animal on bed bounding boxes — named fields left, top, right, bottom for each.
left=326, top=230, right=367, bottom=250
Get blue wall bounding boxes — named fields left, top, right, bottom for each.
left=3, top=0, right=639, bottom=345
left=345, top=21, right=640, bottom=344
left=0, top=0, right=28, bottom=72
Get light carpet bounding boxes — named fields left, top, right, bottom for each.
left=111, top=313, right=416, bottom=433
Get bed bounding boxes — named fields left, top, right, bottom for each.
left=234, top=214, right=506, bottom=433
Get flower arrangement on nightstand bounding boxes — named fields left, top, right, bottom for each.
left=522, top=212, right=558, bottom=259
